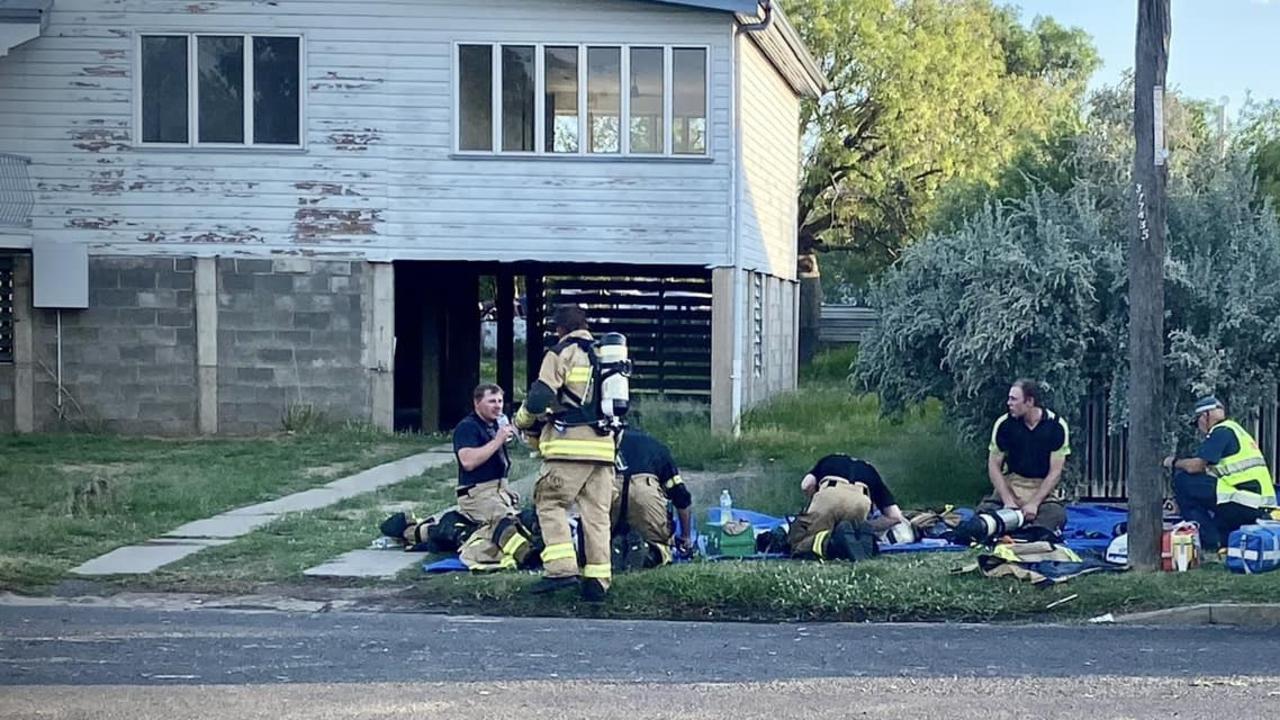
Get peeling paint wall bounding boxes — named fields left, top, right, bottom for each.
left=0, top=0, right=735, bottom=266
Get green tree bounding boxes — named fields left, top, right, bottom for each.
left=788, top=0, right=1099, bottom=266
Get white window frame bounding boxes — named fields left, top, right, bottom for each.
left=453, top=41, right=711, bottom=159
left=133, top=31, right=307, bottom=150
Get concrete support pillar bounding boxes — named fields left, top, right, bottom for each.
left=368, top=262, right=395, bottom=431
left=195, top=256, right=218, bottom=434
left=12, top=255, right=33, bottom=433
left=710, top=267, right=737, bottom=435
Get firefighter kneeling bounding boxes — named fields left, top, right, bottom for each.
left=783, top=454, right=909, bottom=562
left=611, top=428, right=694, bottom=570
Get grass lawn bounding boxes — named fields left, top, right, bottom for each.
left=0, top=428, right=436, bottom=592
left=632, top=346, right=989, bottom=516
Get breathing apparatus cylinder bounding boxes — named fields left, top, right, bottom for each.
left=955, top=507, right=1025, bottom=545
left=596, top=332, right=631, bottom=421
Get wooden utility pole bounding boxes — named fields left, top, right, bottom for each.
left=1128, top=0, right=1171, bottom=571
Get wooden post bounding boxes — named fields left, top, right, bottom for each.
left=496, top=270, right=514, bottom=409
left=524, top=273, right=545, bottom=395
left=1128, top=0, right=1171, bottom=571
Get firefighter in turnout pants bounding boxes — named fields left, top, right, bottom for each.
left=515, top=305, right=618, bottom=602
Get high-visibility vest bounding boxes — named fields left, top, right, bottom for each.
left=1208, top=419, right=1276, bottom=508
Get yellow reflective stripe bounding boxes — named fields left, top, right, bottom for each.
left=542, top=542, right=576, bottom=562
left=582, top=563, right=611, bottom=579
left=498, top=555, right=517, bottom=570
left=567, top=367, right=593, bottom=383
left=654, top=545, right=672, bottom=566
left=813, top=530, right=830, bottom=559
left=514, top=406, right=536, bottom=428
left=1217, top=490, right=1274, bottom=508
left=664, top=475, right=684, bottom=489
left=1212, top=456, right=1268, bottom=477
left=502, top=533, right=529, bottom=556
left=541, top=438, right=617, bottom=461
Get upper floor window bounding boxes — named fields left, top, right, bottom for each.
left=456, top=43, right=709, bottom=157
left=138, top=34, right=302, bottom=147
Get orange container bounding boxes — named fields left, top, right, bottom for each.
left=1161, top=521, right=1200, bottom=572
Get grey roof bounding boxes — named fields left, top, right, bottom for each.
left=639, top=0, right=759, bottom=13
left=0, top=0, right=53, bottom=23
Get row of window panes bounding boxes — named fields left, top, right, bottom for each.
left=140, top=34, right=301, bottom=146
left=458, top=44, right=708, bottom=155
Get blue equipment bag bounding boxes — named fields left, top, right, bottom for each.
left=1225, top=521, right=1280, bottom=575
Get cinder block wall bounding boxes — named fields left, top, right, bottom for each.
left=11, top=254, right=375, bottom=435
left=216, top=257, right=369, bottom=434
left=32, top=257, right=198, bottom=434
left=0, top=364, right=13, bottom=433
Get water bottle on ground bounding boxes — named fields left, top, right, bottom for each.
left=719, top=489, right=734, bottom=526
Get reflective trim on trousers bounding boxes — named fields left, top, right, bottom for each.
left=542, top=542, right=576, bottom=563
left=813, top=529, right=830, bottom=559
left=582, top=563, right=612, bottom=580
left=502, top=533, right=529, bottom=557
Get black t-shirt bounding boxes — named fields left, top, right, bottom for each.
left=989, top=409, right=1070, bottom=479
left=618, top=429, right=690, bottom=510
left=808, top=454, right=897, bottom=511
left=452, top=412, right=510, bottom=488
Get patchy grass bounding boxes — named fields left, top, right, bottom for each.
left=139, top=453, right=539, bottom=590
left=0, top=429, right=438, bottom=592
left=631, top=347, right=987, bottom=517
left=405, top=554, right=1280, bottom=624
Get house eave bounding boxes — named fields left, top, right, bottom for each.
left=0, top=0, right=52, bottom=57
left=737, top=4, right=829, bottom=98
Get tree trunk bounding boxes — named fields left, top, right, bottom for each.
left=1128, top=0, right=1171, bottom=572
left=798, top=252, right=822, bottom=365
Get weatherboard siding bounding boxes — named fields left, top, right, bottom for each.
left=0, top=0, right=735, bottom=265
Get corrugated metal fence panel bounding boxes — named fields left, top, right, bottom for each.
left=819, top=304, right=878, bottom=344
left=543, top=274, right=713, bottom=400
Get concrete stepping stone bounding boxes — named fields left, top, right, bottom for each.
left=303, top=549, right=424, bottom=579
left=70, top=539, right=232, bottom=576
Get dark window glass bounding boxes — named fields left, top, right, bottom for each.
left=501, top=45, right=535, bottom=152
left=141, top=35, right=189, bottom=143
left=459, top=44, right=493, bottom=151
left=197, top=35, right=245, bottom=143
left=253, top=36, right=300, bottom=145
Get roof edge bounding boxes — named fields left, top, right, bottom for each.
left=0, top=0, right=53, bottom=24
left=638, top=0, right=758, bottom=13
left=738, top=3, right=829, bottom=98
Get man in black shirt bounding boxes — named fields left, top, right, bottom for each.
left=386, top=384, right=536, bottom=570
left=613, top=429, right=693, bottom=566
left=786, top=454, right=907, bottom=560
left=982, top=379, right=1070, bottom=533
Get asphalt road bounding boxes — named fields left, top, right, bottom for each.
left=2, top=600, right=1279, bottom=719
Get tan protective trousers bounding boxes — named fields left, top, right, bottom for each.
left=787, top=478, right=873, bottom=557
left=457, top=480, right=523, bottom=571
left=611, top=473, right=675, bottom=566
left=535, top=460, right=615, bottom=589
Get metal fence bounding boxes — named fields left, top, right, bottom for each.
left=819, top=303, right=879, bottom=344
left=0, top=153, right=34, bottom=228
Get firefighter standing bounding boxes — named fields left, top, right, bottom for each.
left=514, top=305, right=618, bottom=602
left=614, top=428, right=694, bottom=567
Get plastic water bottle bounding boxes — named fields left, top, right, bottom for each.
left=496, top=413, right=515, bottom=444
left=719, top=489, right=734, bottom=525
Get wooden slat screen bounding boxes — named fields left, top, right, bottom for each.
left=542, top=274, right=712, bottom=400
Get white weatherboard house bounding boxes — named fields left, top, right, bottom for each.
left=0, top=0, right=826, bottom=435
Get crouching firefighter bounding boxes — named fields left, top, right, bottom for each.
left=783, top=455, right=906, bottom=562
left=383, top=383, right=539, bottom=570
left=514, top=305, right=631, bottom=602
left=612, top=428, right=694, bottom=570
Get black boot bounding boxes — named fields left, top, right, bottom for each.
left=528, top=576, right=579, bottom=595
left=379, top=512, right=411, bottom=541
left=580, top=578, right=608, bottom=603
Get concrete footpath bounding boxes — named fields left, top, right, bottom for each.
left=70, top=450, right=455, bottom=577
left=300, top=468, right=542, bottom=579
